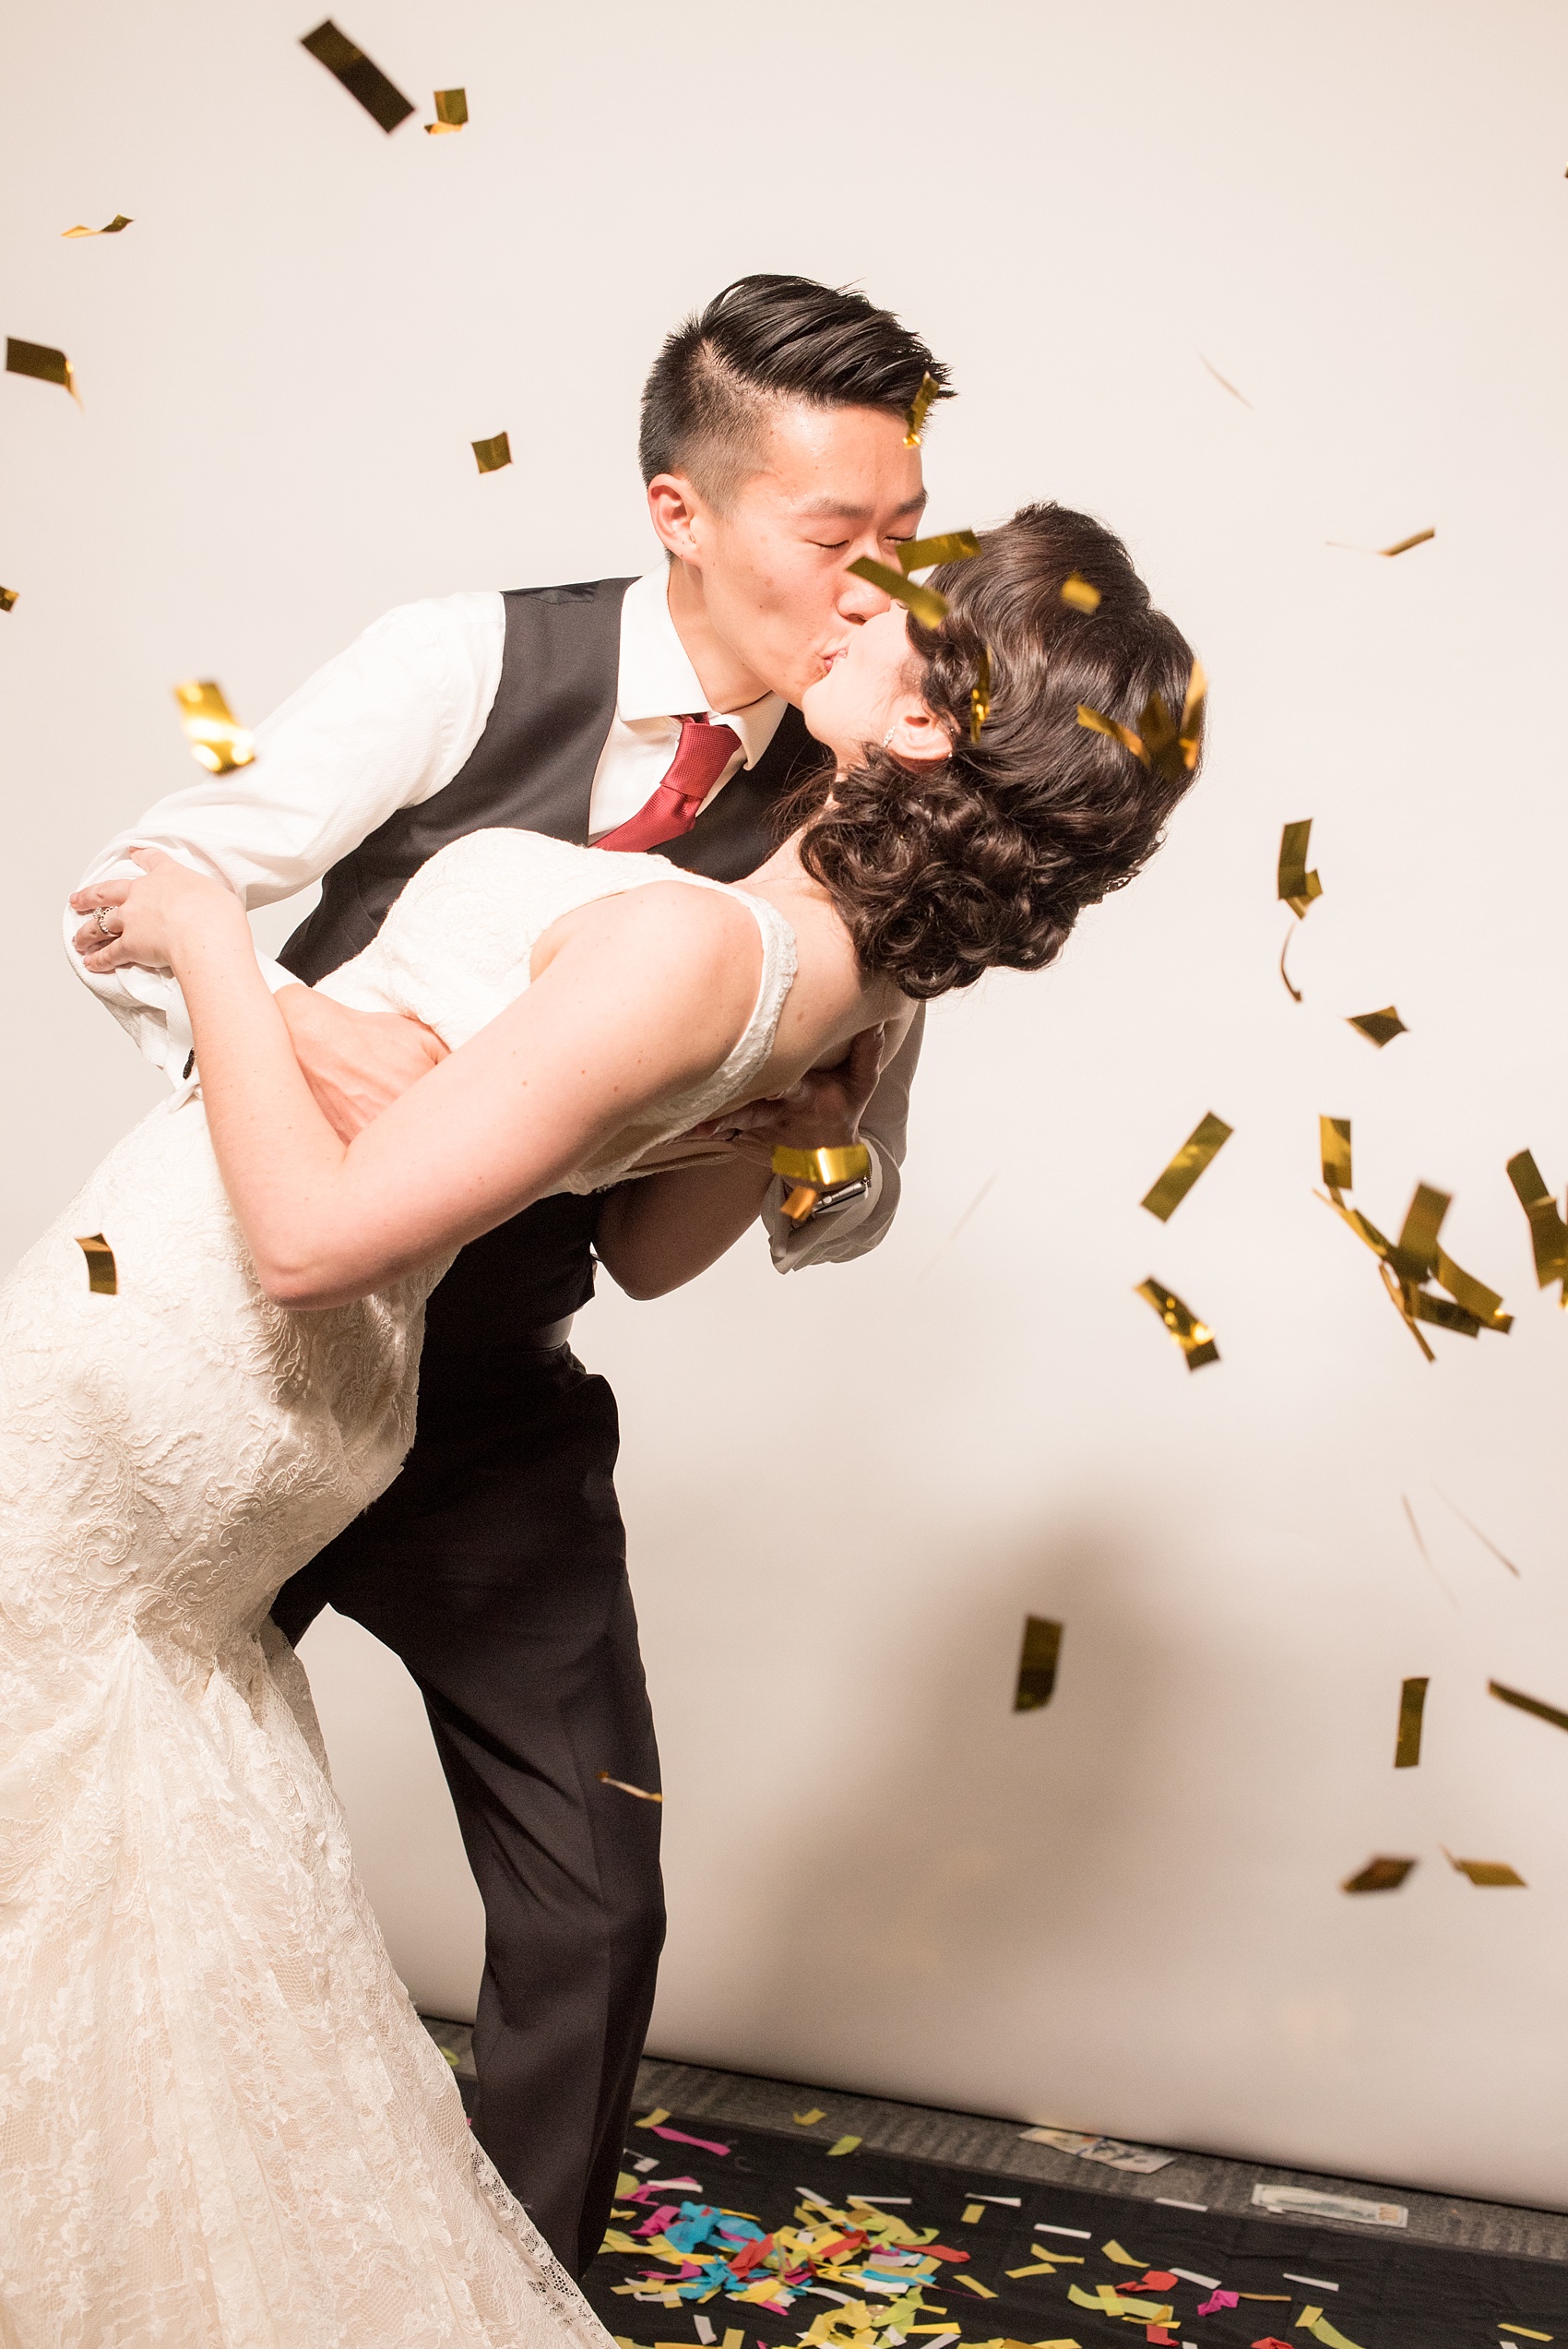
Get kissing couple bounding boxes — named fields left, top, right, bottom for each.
left=5, top=275, right=1200, bottom=2339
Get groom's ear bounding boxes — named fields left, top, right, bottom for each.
left=647, top=471, right=705, bottom=565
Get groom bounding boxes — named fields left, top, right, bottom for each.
left=70, top=274, right=951, bottom=2273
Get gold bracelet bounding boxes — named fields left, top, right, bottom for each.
left=770, top=1143, right=871, bottom=1188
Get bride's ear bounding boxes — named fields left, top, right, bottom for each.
left=883, top=696, right=953, bottom=768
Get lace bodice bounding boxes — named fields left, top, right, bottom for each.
left=315, top=829, right=798, bottom=1190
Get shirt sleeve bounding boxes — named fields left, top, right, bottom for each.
left=762, top=1002, right=924, bottom=1271
left=64, top=592, right=506, bottom=1082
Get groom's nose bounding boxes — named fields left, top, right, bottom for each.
left=836, top=553, right=891, bottom=623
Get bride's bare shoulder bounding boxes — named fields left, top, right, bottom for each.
left=531, top=877, right=762, bottom=998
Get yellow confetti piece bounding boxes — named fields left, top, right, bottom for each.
left=969, top=643, right=992, bottom=745
left=898, top=530, right=980, bottom=573
left=1489, top=1679, right=1568, bottom=1734
left=1060, top=572, right=1101, bottom=613
left=1099, top=2242, right=1145, bottom=2266
left=635, top=2107, right=671, bottom=2128
left=1499, top=2329, right=1553, bottom=2342
left=172, top=680, right=255, bottom=776
left=300, top=19, right=416, bottom=133
left=904, top=373, right=940, bottom=446
left=1140, top=1112, right=1233, bottom=1222
left=1443, top=1849, right=1526, bottom=1888
left=826, top=2136, right=861, bottom=2157
left=1347, top=1007, right=1408, bottom=1048
left=6, top=336, right=78, bottom=405
left=63, top=214, right=132, bottom=237
left=1394, top=1676, right=1428, bottom=1769
left=1341, top=1854, right=1416, bottom=1893
left=427, top=87, right=468, bottom=133
left=953, top=2275, right=996, bottom=2298
left=1378, top=529, right=1434, bottom=558
left=1277, top=819, right=1322, bottom=918
left=793, top=2108, right=826, bottom=2126
left=1505, top=1150, right=1568, bottom=1302
left=1135, top=1277, right=1219, bottom=1371
left=597, top=1770, right=662, bottom=1802
left=960, top=2205, right=984, bottom=2225
left=1066, top=2285, right=1170, bottom=2320
left=1013, top=1615, right=1063, bottom=1712
left=847, top=557, right=947, bottom=630
left=1300, top=2314, right=1324, bottom=2331
left=1305, top=2317, right=1367, bottom=2349
left=723, top=2332, right=745, bottom=2349
left=75, top=1233, right=117, bottom=1294
left=473, top=431, right=513, bottom=474
left=0, top=586, right=17, bottom=613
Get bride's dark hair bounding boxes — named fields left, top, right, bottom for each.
left=783, top=503, right=1202, bottom=999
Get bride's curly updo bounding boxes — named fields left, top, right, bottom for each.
left=786, top=503, right=1202, bottom=999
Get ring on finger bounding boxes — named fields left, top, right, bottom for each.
left=94, top=905, right=120, bottom=939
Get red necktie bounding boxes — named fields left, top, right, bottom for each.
left=594, top=712, right=742, bottom=853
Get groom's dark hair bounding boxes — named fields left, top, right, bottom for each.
left=639, top=274, right=953, bottom=507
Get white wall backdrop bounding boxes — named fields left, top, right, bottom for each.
left=6, top=0, right=1568, bottom=2210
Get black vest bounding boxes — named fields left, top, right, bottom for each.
left=279, top=578, right=821, bottom=1349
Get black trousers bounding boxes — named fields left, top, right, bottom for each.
left=270, top=1341, right=666, bottom=2279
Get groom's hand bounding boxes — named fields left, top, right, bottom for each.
left=681, top=1023, right=885, bottom=1167
left=277, top=985, right=447, bottom=1142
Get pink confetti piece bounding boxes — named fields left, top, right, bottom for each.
left=1198, top=2290, right=1240, bottom=2316
left=635, top=2205, right=679, bottom=2236
left=647, top=2125, right=732, bottom=2155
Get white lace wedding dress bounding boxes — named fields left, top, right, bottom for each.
left=0, top=832, right=796, bottom=2346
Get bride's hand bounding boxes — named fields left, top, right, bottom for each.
left=71, top=852, right=245, bottom=974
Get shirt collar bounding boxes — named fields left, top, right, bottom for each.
left=617, top=568, right=785, bottom=769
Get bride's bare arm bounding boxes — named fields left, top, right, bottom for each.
left=75, top=857, right=762, bottom=1310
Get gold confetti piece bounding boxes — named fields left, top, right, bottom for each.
left=472, top=431, right=513, bottom=474
left=62, top=214, right=132, bottom=237
left=1394, top=1675, right=1429, bottom=1769
left=969, top=643, right=991, bottom=745
left=1435, top=1492, right=1520, bottom=1578
left=635, top=2107, right=671, bottom=2128
left=300, top=19, right=416, bottom=133
left=1402, top=1494, right=1457, bottom=1606
left=1318, top=1124, right=1511, bottom=1351
left=826, top=2136, right=861, bottom=2157
left=1320, top=1115, right=1353, bottom=1194
left=1347, top=1006, right=1408, bottom=1048
left=1199, top=352, right=1252, bottom=406
left=426, top=87, right=468, bottom=133
left=1490, top=1679, right=1568, bottom=1734
left=779, top=1185, right=821, bottom=1225
left=6, top=336, right=79, bottom=405
left=1013, top=1616, right=1063, bottom=1712
left=1378, top=529, right=1434, bottom=558
left=1135, top=1277, right=1218, bottom=1370
left=897, top=530, right=980, bottom=573
left=1140, top=1112, right=1233, bottom=1222
left=0, top=586, right=17, bottom=613
left=597, top=1770, right=663, bottom=1802
left=960, top=2205, right=984, bottom=2225
left=793, top=2108, right=826, bottom=2126
left=1277, top=818, right=1323, bottom=918
left=1505, top=1149, right=1568, bottom=1301
left=75, top=1233, right=117, bottom=1294
left=904, top=373, right=939, bottom=447
left=1279, top=929, right=1302, bottom=1002
left=1060, top=573, right=1101, bottom=613
left=1443, top=1848, right=1526, bottom=1888
left=1078, top=660, right=1206, bottom=792
left=1341, top=1855, right=1416, bottom=1893
left=172, top=680, right=255, bottom=775
left=847, top=556, right=947, bottom=630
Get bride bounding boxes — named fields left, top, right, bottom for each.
left=3, top=504, right=1197, bottom=2343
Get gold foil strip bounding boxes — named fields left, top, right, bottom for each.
left=6, top=337, right=78, bottom=405
left=771, top=1144, right=870, bottom=1186
left=1060, top=572, right=1101, bottom=612
left=1320, top=1115, right=1353, bottom=1194
left=1277, top=819, right=1322, bottom=917
left=779, top=1185, right=820, bottom=1225
left=847, top=557, right=947, bottom=629
left=1199, top=353, right=1252, bottom=406
left=1013, top=1616, right=1063, bottom=1711
left=1140, top=1111, right=1233, bottom=1222
left=472, top=431, right=512, bottom=474
left=1443, top=1848, right=1526, bottom=1888
left=1432, top=1250, right=1511, bottom=1332
left=1318, top=1123, right=1510, bottom=1350
left=75, top=1233, right=118, bottom=1294
left=426, top=88, right=468, bottom=133
left=1280, top=929, right=1302, bottom=1002
left=1504, top=1149, right=1568, bottom=1299
left=1435, top=1493, right=1520, bottom=1578
left=1379, top=528, right=1435, bottom=557
left=1342, top=1855, right=1416, bottom=1893
left=1489, top=1679, right=1568, bottom=1733
left=172, top=680, right=255, bottom=775
left=62, top=214, right=132, bottom=237
left=897, top=530, right=980, bottom=573
left=597, top=1771, right=663, bottom=1803
left=1394, top=1676, right=1428, bottom=1768
left=903, top=373, right=939, bottom=447
left=1077, top=659, right=1206, bottom=788
left=969, top=643, right=992, bottom=745
left=0, top=586, right=17, bottom=614
left=300, top=19, right=416, bottom=132
left=1135, top=1277, right=1219, bottom=1369
left=1347, top=1007, right=1408, bottom=1048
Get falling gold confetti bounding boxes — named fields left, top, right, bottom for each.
left=1280, top=929, right=1302, bottom=1002
left=0, top=586, right=17, bottom=614
left=1140, top=1111, right=1233, bottom=1222
left=596, top=1771, right=662, bottom=1803
left=1443, top=1849, right=1526, bottom=1888
left=897, top=529, right=980, bottom=573
left=1489, top=1679, right=1568, bottom=1734
left=172, top=680, right=255, bottom=775
left=1317, top=1117, right=1511, bottom=1354
left=1277, top=819, right=1323, bottom=918
left=472, top=431, right=512, bottom=474
left=426, top=87, right=468, bottom=134
left=847, top=556, right=947, bottom=629
left=1347, top=1007, right=1408, bottom=1047
left=1402, top=1493, right=1456, bottom=1606
left=826, top=2136, right=861, bottom=2157
left=1135, top=1277, right=1218, bottom=1370
left=75, top=1234, right=118, bottom=1294
left=778, top=1186, right=820, bottom=1226
left=792, top=2108, right=826, bottom=2126
left=6, top=337, right=78, bottom=405
left=903, top=373, right=939, bottom=447
left=969, top=642, right=992, bottom=745
left=1379, top=528, right=1434, bottom=557
left=1320, top=1115, right=1352, bottom=1193
left=1199, top=352, right=1252, bottom=406
left=1342, top=1856, right=1416, bottom=1893
left=1505, top=1149, right=1568, bottom=1303
left=62, top=214, right=132, bottom=237
left=1394, top=1676, right=1428, bottom=1769
left=1078, top=660, right=1206, bottom=790
left=1060, top=572, right=1101, bottom=613
left=1013, top=1616, right=1063, bottom=1712
left=300, top=19, right=416, bottom=133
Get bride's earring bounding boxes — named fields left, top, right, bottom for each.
left=881, top=727, right=896, bottom=748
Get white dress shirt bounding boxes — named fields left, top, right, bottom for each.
left=66, top=570, right=916, bottom=1270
